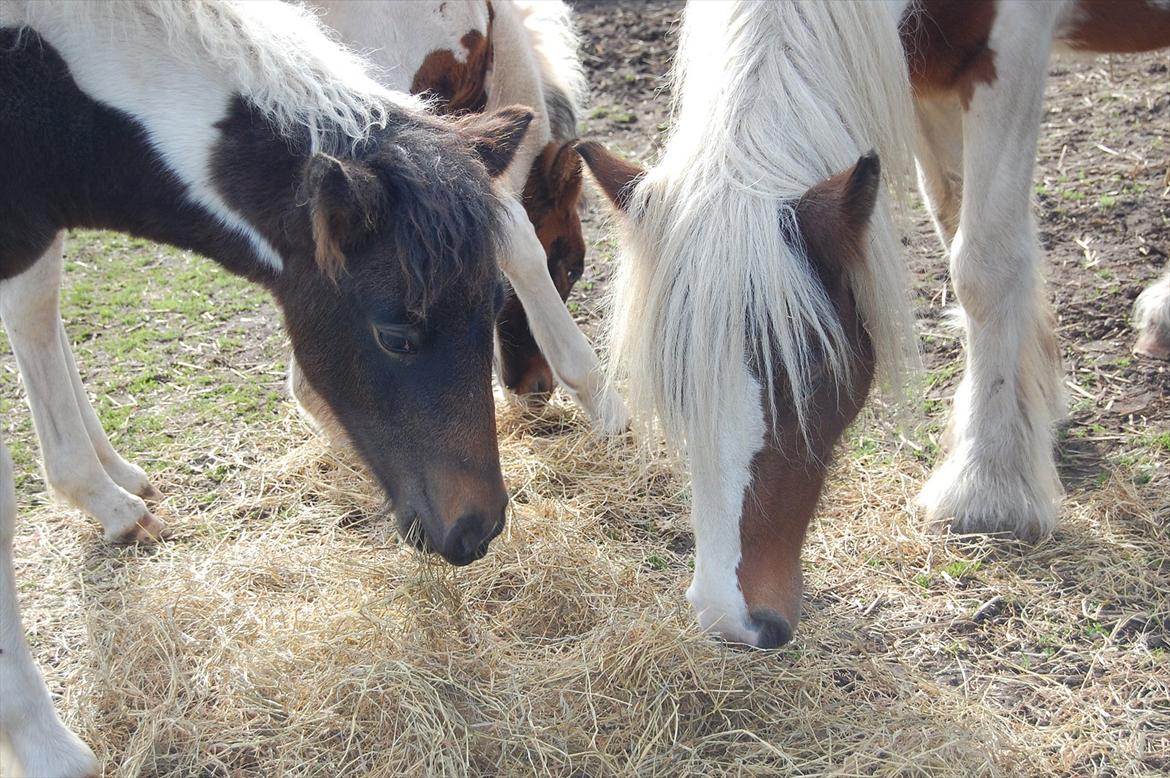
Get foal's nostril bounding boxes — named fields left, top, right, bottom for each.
left=749, top=608, right=794, bottom=649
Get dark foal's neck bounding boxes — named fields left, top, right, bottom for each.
left=0, top=27, right=313, bottom=285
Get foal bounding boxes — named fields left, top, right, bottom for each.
left=297, top=0, right=627, bottom=435
left=579, top=1, right=918, bottom=648
left=0, top=0, right=530, bottom=771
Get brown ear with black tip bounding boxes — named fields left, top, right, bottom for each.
left=794, top=151, right=882, bottom=271
left=575, top=140, right=645, bottom=212
left=458, top=105, right=535, bottom=178
left=304, top=153, right=385, bottom=279
left=546, top=142, right=584, bottom=201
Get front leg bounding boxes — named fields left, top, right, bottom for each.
left=0, top=437, right=99, bottom=778
left=498, top=196, right=629, bottom=434
left=916, top=2, right=1067, bottom=541
left=0, top=234, right=162, bottom=543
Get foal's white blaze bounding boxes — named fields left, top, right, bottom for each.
left=0, top=441, right=99, bottom=778
left=685, top=363, right=766, bottom=647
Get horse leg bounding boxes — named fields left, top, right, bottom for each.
left=57, top=324, right=161, bottom=501
left=497, top=196, right=629, bottom=434
left=914, top=94, right=964, bottom=247
left=0, top=436, right=99, bottom=778
left=1133, top=268, right=1170, bottom=359
left=917, top=5, right=1066, bottom=541
left=0, top=234, right=163, bottom=542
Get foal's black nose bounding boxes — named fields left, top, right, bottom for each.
left=441, top=504, right=507, bottom=566
left=749, top=608, right=794, bottom=649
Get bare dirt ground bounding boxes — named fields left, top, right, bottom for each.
left=2, top=3, right=1167, bottom=777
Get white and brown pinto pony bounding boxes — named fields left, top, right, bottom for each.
left=294, top=0, right=629, bottom=436
left=0, top=0, right=534, bottom=772
left=579, top=0, right=1169, bottom=649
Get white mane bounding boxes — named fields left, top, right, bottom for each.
left=1, top=0, right=396, bottom=143
left=513, top=0, right=588, bottom=140
left=610, top=0, right=919, bottom=455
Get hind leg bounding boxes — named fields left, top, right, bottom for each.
left=1133, top=268, right=1170, bottom=359
left=0, top=234, right=162, bottom=542
left=0, top=437, right=99, bottom=778
left=917, top=4, right=1066, bottom=541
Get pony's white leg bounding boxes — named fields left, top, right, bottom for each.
left=918, top=5, right=1066, bottom=541
left=1133, top=268, right=1170, bottom=359
left=499, top=196, right=629, bottom=434
left=914, top=94, right=964, bottom=247
left=0, top=438, right=99, bottom=778
left=57, top=325, right=159, bottom=501
left=0, top=235, right=162, bottom=542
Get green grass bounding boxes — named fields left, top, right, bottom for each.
left=1, top=230, right=288, bottom=500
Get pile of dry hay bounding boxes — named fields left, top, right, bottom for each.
left=7, top=390, right=1168, bottom=777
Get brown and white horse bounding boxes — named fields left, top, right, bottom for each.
left=0, top=0, right=532, bottom=772
left=294, top=0, right=628, bottom=436
left=579, top=0, right=1168, bottom=649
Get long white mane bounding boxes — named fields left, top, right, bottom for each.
left=611, top=0, right=918, bottom=455
left=1, top=0, right=395, bottom=144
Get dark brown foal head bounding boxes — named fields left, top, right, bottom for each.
left=276, top=107, right=533, bottom=566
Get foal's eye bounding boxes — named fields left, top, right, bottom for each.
left=373, top=324, right=419, bottom=356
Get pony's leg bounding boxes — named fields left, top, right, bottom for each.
left=498, top=196, right=629, bottom=434
left=0, top=437, right=99, bottom=778
left=918, top=6, right=1066, bottom=541
left=57, top=325, right=160, bottom=501
left=1133, top=268, right=1170, bottom=359
left=0, top=235, right=163, bottom=542
left=914, top=94, right=964, bottom=247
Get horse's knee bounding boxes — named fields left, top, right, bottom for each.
left=949, top=227, right=1039, bottom=322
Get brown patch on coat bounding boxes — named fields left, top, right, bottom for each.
left=901, top=0, right=999, bottom=110
left=1061, top=0, right=1170, bottom=53
left=735, top=154, right=884, bottom=645
left=411, top=23, right=495, bottom=114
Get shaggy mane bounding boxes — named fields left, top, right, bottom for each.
left=610, top=0, right=920, bottom=456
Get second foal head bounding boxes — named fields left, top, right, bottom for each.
left=579, top=142, right=884, bottom=647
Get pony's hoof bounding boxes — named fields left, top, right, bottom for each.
left=138, top=483, right=164, bottom=503
left=1133, top=331, right=1170, bottom=360
left=918, top=454, right=1059, bottom=544
left=111, top=511, right=168, bottom=544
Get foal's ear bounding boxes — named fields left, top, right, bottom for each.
left=575, top=141, right=644, bottom=213
left=305, top=153, right=384, bottom=279
left=459, top=106, right=535, bottom=178
left=546, top=143, right=584, bottom=199
left=795, top=151, right=882, bottom=269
